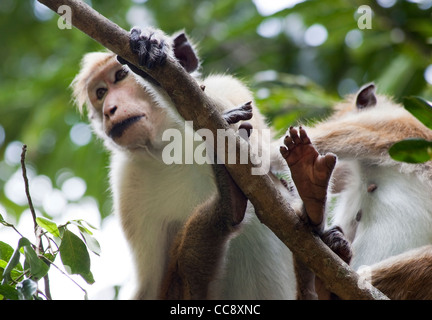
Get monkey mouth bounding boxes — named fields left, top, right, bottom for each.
left=109, top=115, right=144, bottom=140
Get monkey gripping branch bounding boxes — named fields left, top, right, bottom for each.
left=37, top=0, right=388, bottom=300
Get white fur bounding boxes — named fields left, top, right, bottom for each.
left=332, top=162, right=432, bottom=270
left=101, top=57, right=296, bottom=298
left=217, top=205, right=295, bottom=299
left=308, top=93, right=432, bottom=271
left=109, top=124, right=296, bottom=299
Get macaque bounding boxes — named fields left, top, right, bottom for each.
left=71, top=26, right=302, bottom=299
left=281, top=84, right=432, bottom=299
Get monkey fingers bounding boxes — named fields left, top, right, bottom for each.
left=321, top=226, right=352, bottom=264
left=222, top=102, right=253, bottom=141
left=222, top=101, right=253, bottom=125
left=314, top=226, right=353, bottom=300
left=130, top=27, right=168, bottom=69
left=280, top=127, right=336, bottom=230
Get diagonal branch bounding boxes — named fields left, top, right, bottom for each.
left=37, top=0, right=388, bottom=300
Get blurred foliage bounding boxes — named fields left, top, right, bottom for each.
left=0, top=0, right=431, bottom=228
left=389, top=96, right=432, bottom=163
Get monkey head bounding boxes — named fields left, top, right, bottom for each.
left=71, top=28, right=199, bottom=153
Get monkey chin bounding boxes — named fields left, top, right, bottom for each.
left=108, top=117, right=150, bottom=149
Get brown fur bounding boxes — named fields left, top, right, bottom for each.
left=308, top=95, right=432, bottom=164
left=364, top=246, right=432, bottom=300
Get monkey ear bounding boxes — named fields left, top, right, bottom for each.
left=173, top=33, right=199, bottom=73
left=356, top=83, right=377, bottom=109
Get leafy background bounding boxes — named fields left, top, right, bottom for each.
left=0, top=0, right=431, bottom=299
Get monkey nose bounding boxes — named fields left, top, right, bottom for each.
left=104, top=105, right=118, bottom=119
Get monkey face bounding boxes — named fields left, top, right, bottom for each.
left=82, top=56, right=168, bottom=151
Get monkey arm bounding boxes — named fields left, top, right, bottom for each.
left=159, top=105, right=252, bottom=300
left=280, top=126, right=339, bottom=299
left=159, top=164, right=247, bottom=299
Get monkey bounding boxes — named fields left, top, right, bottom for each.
left=279, top=84, right=432, bottom=299
left=71, top=26, right=303, bottom=299
left=310, top=83, right=432, bottom=269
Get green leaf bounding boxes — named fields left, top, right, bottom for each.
left=36, top=217, right=60, bottom=237
left=0, top=241, right=23, bottom=280
left=23, top=245, right=50, bottom=280
left=403, top=96, right=432, bottom=130
left=80, top=270, right=95, bottom=285
left=59, top=229, right=94, bottom=284
left=0, top=284, right=20, bottom=300
left=0, top=259, right=23, bottom=281
left=0, top=241, right=14, bottom=262
left=16, top=279, right=37, bottom=300
left=0, top=214, right=14, bottom=228
left=79, top=231, right=101, bottom=256
left=1, top=238, right=30, bottom=285
left=71, top=219, right=97, bottom=235
left=389, top=138, right=432, bottom=163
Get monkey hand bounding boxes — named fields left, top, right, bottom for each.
left=223, top=101, right=253, bottom=125
left=280, top=126, right=337, bottom=232
left=128, top=27, right=170, bottom=69
left=222, top=101, right=253, bottom=140
left=118, top=27, right=199, bottom=83
left=321, top=226, right=352, bottom=264
left=117, top=27, right=171, bottom=85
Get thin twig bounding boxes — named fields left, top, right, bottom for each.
left=20, top=145, right=38, bottom=231
left=20, top=144, right=52, bottom=300
left=0, top=218, right=25, bottom=238
left=43, top=273, right=52, bottom=300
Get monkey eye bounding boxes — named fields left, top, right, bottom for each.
left=96, top=88, right=107, bottom=100
left=115, top=69, right=128, bottom=82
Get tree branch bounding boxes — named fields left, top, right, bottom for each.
left=20, top=145, right=52, bottom=300
left=20, top=145, right=37, bottom=231
left=37, top=0, right=388, bottom=300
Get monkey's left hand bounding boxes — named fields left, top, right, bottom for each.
left=116, top=27, right=170, bottom=85
left=117, top=27, right=199, bottom=84
left=280, top=126, right=337, bottom=231
left=128, top=27, right=169, bottom=69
